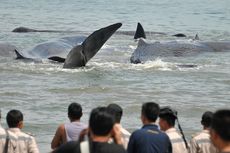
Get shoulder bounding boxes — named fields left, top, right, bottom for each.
left=98, top=142, right=126, bottom=153
left=54, top=141, right=80, bottom=153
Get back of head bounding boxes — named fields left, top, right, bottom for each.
left=107, top=103, right=123, bottom=123
left=6, top=109, right=23, bottom=128
left=142, top=102, right=159, bottom=122
left=211, top=109, right=230, bottom=142
left=201, top=111, right=213, bottom=128
left=159, top=106, right=177, bottom=126
left=68, top=103, right=82, bottom=120
left=89, top=107, right=115, bottom=136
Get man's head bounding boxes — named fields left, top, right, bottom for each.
left=159, top=106, right=177, bottom=131
left=89, top=107, right=115, bottom=136
left=107, top=103, right=123, bottom=123
left=141, top=102, right=160, bottom=124
left=210, top=109, right=230, bottom=151
left=6, top=109, right=23, bottom=128
left=68, top=103, right=83, bottom=121
left=201, top=111, right=213, bottom=128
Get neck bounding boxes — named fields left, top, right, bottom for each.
left=220, top=142, right=230, bottom=152
left=70, top=119, right=80, bottom=122
left=91, top=134, right=110, bottom=143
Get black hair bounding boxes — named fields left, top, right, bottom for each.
left=6, top=109, right=23, bottom=128
left=211, top=109, right=230, bottom=141
left=201, top=111, right=213, bottom=128
left=68, top=103, right=82, bottom=120
left=89, top=107, right=115, bottom=136
left=141, top=102, right=159, bottom=122
left=159, top=107, right=177, bottom=126
left=107, top=103, right=123, bottom=123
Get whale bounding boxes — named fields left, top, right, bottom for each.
left=0, top=42, right=18, bottom=58
left=15, top=23, right=122, bottom=68
left=130, top=23, right=230, bottom=64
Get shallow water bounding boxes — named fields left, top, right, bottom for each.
left=0, top=0, right=230, bottom=152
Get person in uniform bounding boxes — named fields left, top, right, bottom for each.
left=107, top=103, right=131, bottom=149
left=210, top=109, right=230, bottom=153
left=159, top=106, right=188, bottom=153
left=51, top=102, right=87, bottom=149
left=5, top=109, right=39, bottom=153
left=190, top=111, right=218, bottom=153
left=127, top=102, right=172, bottom=153
left=0, top=109, right=7, bottom=153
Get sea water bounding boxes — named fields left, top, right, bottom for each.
left=0, top=0, right=230, bottom=152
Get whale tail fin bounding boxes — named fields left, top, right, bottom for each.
left=134, top=22, right=146, bottom=39
left=63, top=23, right=122, bottom=68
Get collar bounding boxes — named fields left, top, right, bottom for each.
left=142, top=123, right=158, bottom=129
left=8, top=128, right=21, bottom=133
left=202, top=129, right=210, bottom=134
left=166, top=127, right=177, bottom=133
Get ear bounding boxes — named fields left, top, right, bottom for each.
left=18, top=121, right=24, bottom=129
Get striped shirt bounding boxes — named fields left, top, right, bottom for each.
left=190, top=130, right=219, bottom=153
left=166, top=128, right=188, bottom=153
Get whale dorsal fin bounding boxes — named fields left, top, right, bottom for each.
left=134, top=22, right=146, bottom=39
left=63, top=23, right=122, bottom=68
left=194, top=34, right=199, bottom=40
left=15, top=49, right=25, bottom=59
left=48, top=56, right=66, bottom=63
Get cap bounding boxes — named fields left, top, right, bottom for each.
left=159, top=106, right=178, bottom=118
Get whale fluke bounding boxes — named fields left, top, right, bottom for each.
left=63, top=23, right=122, bottom=68
left=134, top=23, right=146, bottom=39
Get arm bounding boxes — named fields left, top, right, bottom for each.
left=51, top=124, right=65, bottom=149
left=189, top=138, right=198, bottom=153
left=127, top=133, right=135, bottom=153
left=28, top=136, right=39, bottom=153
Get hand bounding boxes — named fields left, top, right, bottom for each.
left=111, top=124, right=124, bottom=145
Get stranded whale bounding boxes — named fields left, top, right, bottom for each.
left=15, top=23, right=122, bottom=68
left=131, top=23, right=230, bottom=64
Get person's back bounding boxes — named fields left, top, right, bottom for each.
left=64, top=121, right=87, bottom=141
left=190, top=130, right=218, bottom=153
left=165, top=128, right=188, bottom=153
left=0, top=110, right=7, bottom=152
left=128, top=102, right=172, bottom=153
left=6, top=109, right=39, bottom=153
left=190, top=111, right=218, bottom=153
left=159, top=107, right=188, bottom=153
left=51, top=103, right=87, bottom=149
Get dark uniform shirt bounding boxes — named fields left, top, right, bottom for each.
left=128, top=124, right=172, bottom=153
left=54, top=140, right=126, bottom=153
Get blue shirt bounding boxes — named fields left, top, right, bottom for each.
left=128, top=124, right=172, bottom=153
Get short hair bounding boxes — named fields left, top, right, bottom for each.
left=211, top=109, right=230, bottom=141
left=201, top=111, right=213, bottom=127
left=89, top=107, right=115, bottom=136
left=159, top=107, right=177, bottom=126
left=107, top=103, right=123, bottom=123
left=68, top=103, right=82, bottom=120
left=141, top=102, right=160, bottom=122
left=6, top=109, right=23, bottom=128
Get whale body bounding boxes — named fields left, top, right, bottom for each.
left=15, top=23, right=122, bottom=68
left=131, top=23, right=230, bottom=64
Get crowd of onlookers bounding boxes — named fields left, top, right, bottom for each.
left=0, top=102, right=230, bottom=153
